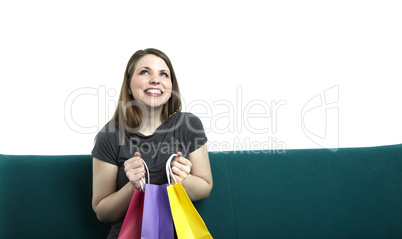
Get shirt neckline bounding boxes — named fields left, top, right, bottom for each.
left=134, top=112, right=180, bottom=138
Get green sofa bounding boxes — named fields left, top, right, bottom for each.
left=1, top=144, right=401, bottom=238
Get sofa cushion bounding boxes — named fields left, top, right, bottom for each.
left=224, top=144, right=402, bottom=239
left=1, top=144, right=401, bottom=239
left=194, top=151, right=237, bottom=238
left=0, top=154, right=109, bottom=239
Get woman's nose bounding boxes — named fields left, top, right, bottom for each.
left=149, top=75, right=160, bottom=85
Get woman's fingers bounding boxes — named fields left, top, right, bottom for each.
left=124, top=152, right=145, bottom=190
left=124, top=152, right=142, bottom=168
left=171, top=153, right=192, bottom=182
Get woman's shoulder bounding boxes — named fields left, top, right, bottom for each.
left=95, top=121, right=122, bottom=142
left=92, top=121, right=121, bottom=164
left=170, top=111, right=205, bottom=131
left=171, top=111, right=200, bottom=119
left=98, top=121, right=119, bottom=134
left=169, top=111, right=202, bottom=124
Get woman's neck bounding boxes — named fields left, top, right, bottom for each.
left=138, top=106, right=163, bottom=136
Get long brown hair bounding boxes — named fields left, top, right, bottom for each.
left=105, top=48, right=182, bottom=142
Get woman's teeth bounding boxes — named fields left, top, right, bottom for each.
left=146, top=89, right=162, bottom=94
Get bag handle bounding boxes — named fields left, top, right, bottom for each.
left=139, top=178, right=145, bottom=192
left=166, top=154, right=178, bottom=185
left=139, top=158, right=150, bottom=191
left=139, top=154, right=177, bottom=190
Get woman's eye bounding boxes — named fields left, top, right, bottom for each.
left=140, top=70, right=149, bottom=75
left=160, top=72, right=169, bottom=77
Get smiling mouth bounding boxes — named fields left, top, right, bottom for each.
left=145, top=88, right=163, bottom=96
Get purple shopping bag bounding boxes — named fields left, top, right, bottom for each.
left=141, top=183, right=174, bottom=239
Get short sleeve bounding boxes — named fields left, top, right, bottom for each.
left=91, top=123, right=120, bottom=165
left=184, top=113, right=208, bottom=153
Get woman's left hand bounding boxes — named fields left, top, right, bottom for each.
left=171, top=152, right=192, bottom=183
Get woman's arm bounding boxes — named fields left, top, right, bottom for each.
left=92, top=153, right=145, bottom=222
left=92, top=158, right=133, bottom=222
left=171, top=143, right=213, bottom=201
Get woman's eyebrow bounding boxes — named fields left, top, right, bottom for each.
left=137, top=66, right=169, bottom=73
left=160, top=69, right=170, bottom=73
left=137, top=66, right=151, bottom=71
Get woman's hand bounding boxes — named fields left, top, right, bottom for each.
left=124, top=152, right=145, bottom=191
left=171, top=152, right=192, bottom=183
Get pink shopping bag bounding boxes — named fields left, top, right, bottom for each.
left=118, top=189, right=145, bottom=239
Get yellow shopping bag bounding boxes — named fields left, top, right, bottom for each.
left=165, top=154, right=213, bottom=239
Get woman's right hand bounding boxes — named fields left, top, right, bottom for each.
left=124, top=152, right=145, bottom=191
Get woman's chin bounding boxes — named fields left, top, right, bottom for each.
left=145, top=101, right=166, bottom=109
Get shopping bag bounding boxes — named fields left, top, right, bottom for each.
left=119, top=159, right=149, bottom=239
left=140, top=156, right=174, bottom=239
left=141, top=183, right=174, bottom=239
left=118, top=189, right=145, bottom=239
left=165, top=154, right=213, bottom=239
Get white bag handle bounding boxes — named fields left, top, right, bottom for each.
left=139, top=178, right=145, bottom=192
left=139, top=154, right=177, bottom=191
left=166, top=154, right=178, bottom=185
left=139, top=158, right=150, bottom=191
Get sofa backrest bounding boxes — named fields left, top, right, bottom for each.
left=197, top=144, right=402, bottom=239
left=1, top=144, right=402, bottom=239
left=0, top=155, right=109, bottom=239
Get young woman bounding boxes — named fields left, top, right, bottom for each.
left=91, top=48, right=213, bottom=238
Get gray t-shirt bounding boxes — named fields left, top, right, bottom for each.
left=92, top=112, right=208, bottom=187
left=92, top=112, right=208, bottom=239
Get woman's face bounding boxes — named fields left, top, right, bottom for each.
left=129, top=54, right=173, bottom=110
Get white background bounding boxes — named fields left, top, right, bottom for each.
left=1, top=0, right=401, bottom=155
